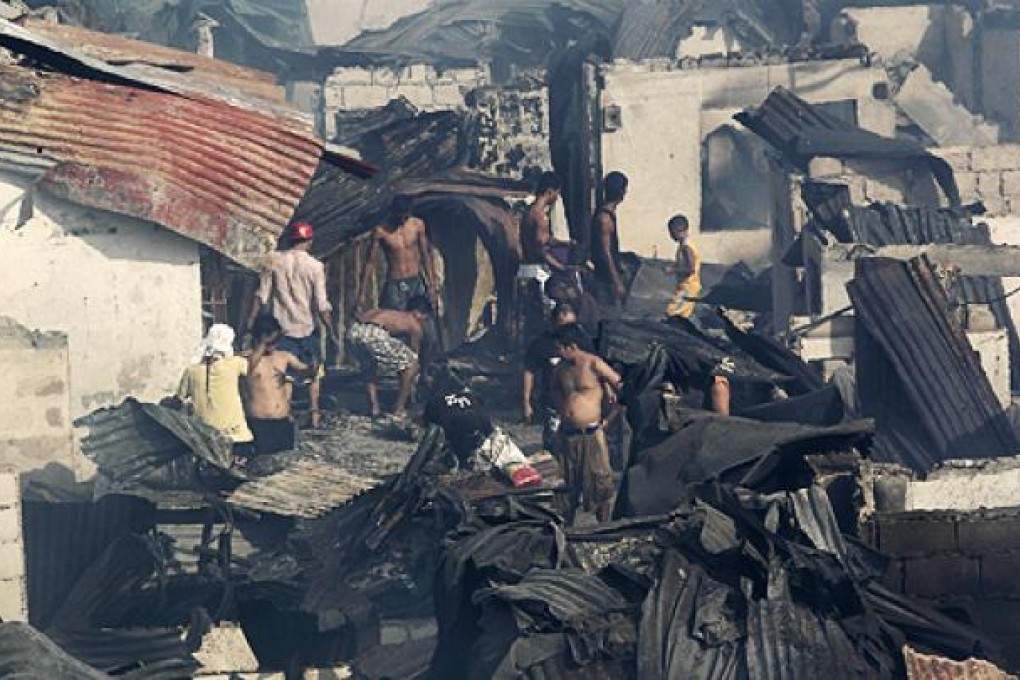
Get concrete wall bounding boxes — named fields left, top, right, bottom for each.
left=305, top=0, right=431, bottom=46
left=0, top=174, right=203, bottom=423
left=322, top=64, right=489, bottom=138
left=0, top=472, right=26, bottom=622
left=0, top=318, right=78, bottom=481
left=599, top=58, right=894, bottom=263
left=868, top=509, right=1020, bottom=669
left=934, top=145, right=1020, bottom=217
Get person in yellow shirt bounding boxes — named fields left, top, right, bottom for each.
left=176, top=323, right=254, bottom=457
left=665, top=214, right=701, bottom=320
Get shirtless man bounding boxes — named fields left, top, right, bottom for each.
left=521, top=171, right=568, bottom=272
left=347, top=296, right=433, bottom=418
left=358, top=196, right=438, bottom=313
left=551, top=324, right=622, bottom=523
left=590, top=171, right=629, bottom=307
left=246, top=316, right=315, bottom=455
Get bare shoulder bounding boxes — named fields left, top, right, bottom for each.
left=410, top=217, right=427, bottom=234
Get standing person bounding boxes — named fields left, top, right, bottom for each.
left=520, top=301, right=590, bottom=432
left=347, top=296, right=433, bottom=419
left=590, top=171, right=629, bottom=307
left=246, top=221, right=334, bottom=429
left=358, top=196, right=439, bottom=314
left=521, top=171, right=569, bottom=273
left=246, top=316, right=316, bottom=455
left=547, top=272, right=602, bottom=334
left=550, top=324, right=622, bottom=523
left=177, top=324, right=253, bottom=458
left=664, top=214, right=701, bottom=320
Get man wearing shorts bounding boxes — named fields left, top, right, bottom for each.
left=348, top=296, right=433, bottom=419
left=246, top=221, right=336, bottom=428
left=551, top=324, right=622, bottom=523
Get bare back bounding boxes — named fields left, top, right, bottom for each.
left=377, top=218, right=425, bottom=280
left=247, top=350, right=296, bottom=419
left=521, top=204, right=552, bottom=264
left=554, top=354, right=607, bottom=428
left=359, top=308, right=423, bottom=350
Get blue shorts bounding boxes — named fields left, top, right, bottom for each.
left=277, top=332, right=321, bottom=367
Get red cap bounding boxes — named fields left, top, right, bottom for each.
left=290, top=221, right=314, bottom=241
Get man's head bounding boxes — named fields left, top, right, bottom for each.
left=547, top=272, right=579, bottom=302
left=667, top=214, right=690, bottom=243
left=406, top=295, right=434, bottom=321
left=551, top=300, right=578, bottom=327
left=289, top=221, right=314, bottom=250
left=422, top=360, right=468, bottom=400
left=252, top=314, right=282, bottom=346
left=391, top=195, right=414, bottom=224
left=536, top=171, right=562, bottom=204
left=604, top=171, right=628, bottom=204
left=553, top=323, right=591, bottom=361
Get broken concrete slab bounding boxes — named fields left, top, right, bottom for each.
left=896, top=64, right=999, bottom=146
left=192, top=624, right=258, bottom=675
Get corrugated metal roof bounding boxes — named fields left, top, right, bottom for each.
left=227, top=459, right=380, bottom=519
left=848, top=257, right=1020, bottom=471
left=0, top=20, right=378, bottom=268
left=20, top=18, right=286, bottom=103
left=0, top=63, right=319, bottom=268
left=0, top=623, right=108, bottom=679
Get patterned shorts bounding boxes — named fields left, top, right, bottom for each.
left=347, top=322, right=416, bottom=377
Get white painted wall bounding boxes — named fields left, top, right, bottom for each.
left=305, top=0, right=432, bottom=46
left=600, top=59, right=894, bottom=263
left=0, top=174, right=203, bottom=421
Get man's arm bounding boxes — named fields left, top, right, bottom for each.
left=521, top=368, right=536, bottom=423
left=357, top=230, right=379, bottom=311
left=417, top=221, right=439, bottom=302
left=537, top=218, right=567, bottom=272
left=598, top=214, right=626, bottom=299
left=286, top=352, right=317, bottom=379
left=593, top=357, right=622, bottom=392
left=313, top=262, right=338, bottom=343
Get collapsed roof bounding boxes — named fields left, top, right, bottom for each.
left=0, top=18, right=374, bottom=270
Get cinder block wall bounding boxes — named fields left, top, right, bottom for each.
left=868, top=509, right=1020, bottom=668
left=0, top=471, right=27, bottom=622
left=322, top=64, right=490, bottom=138
left=934, top=145, right=1020, bottom=216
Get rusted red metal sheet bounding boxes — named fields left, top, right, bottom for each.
left=0, top=64, right=323, bottom=269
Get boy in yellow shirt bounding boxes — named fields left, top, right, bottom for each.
left=665, top=214, right=701, bottom=320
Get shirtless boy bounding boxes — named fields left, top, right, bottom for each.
left=358, top=196, right=438, bottom=313
left=551, top=324, right=622, bottom=523
left=246, top=316, right=315, bottom=455
left=347, top=296, right=433, bottom=419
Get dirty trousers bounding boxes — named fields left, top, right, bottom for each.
left=555, top=427, right=615, bottom=521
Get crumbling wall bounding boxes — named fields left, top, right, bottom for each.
left=322, top=64, right=490, bottom=138
left=869, top=509, right=1020, bottom=668
left=470, top=83, right=550, bottom=180
left=0, top=318, right=76, bottom=482
left=0, top=173, right=203, bottom=422
left=599, top=58, right=894, bottom=263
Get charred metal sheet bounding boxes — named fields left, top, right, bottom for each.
left=0, top=622, right=108, bottom=679
left=227, top=459, right=380, bottom=519
left=848, top=257, right=1019, bottom=471
left=904, top=646, right=1016, bottom=680
left=75, top=398, right=234, bottom=485
left=737, top=88, right=960, bottom=206
left=21, top=18, right=286, bottom=103
left=23, top=495, right=155, bottom=631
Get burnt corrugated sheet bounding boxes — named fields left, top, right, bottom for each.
left=46, top=628, right=195, bottom=678
left=0, top=623, right=108, bottom=679
left=228, top=459, right=380, bottom=519
left=341, top=0, right=622, bottom=66
left=614, top=0, right=803, bottom=60
left=299, top=110, right=466, bottom=259
left=23, top=495, right=155, bottom=631
left=848, top=257, right=1019, bottom=470
left=75, top=399, right=233, bottom=484
left=737, top=88, right=960, bottom=205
